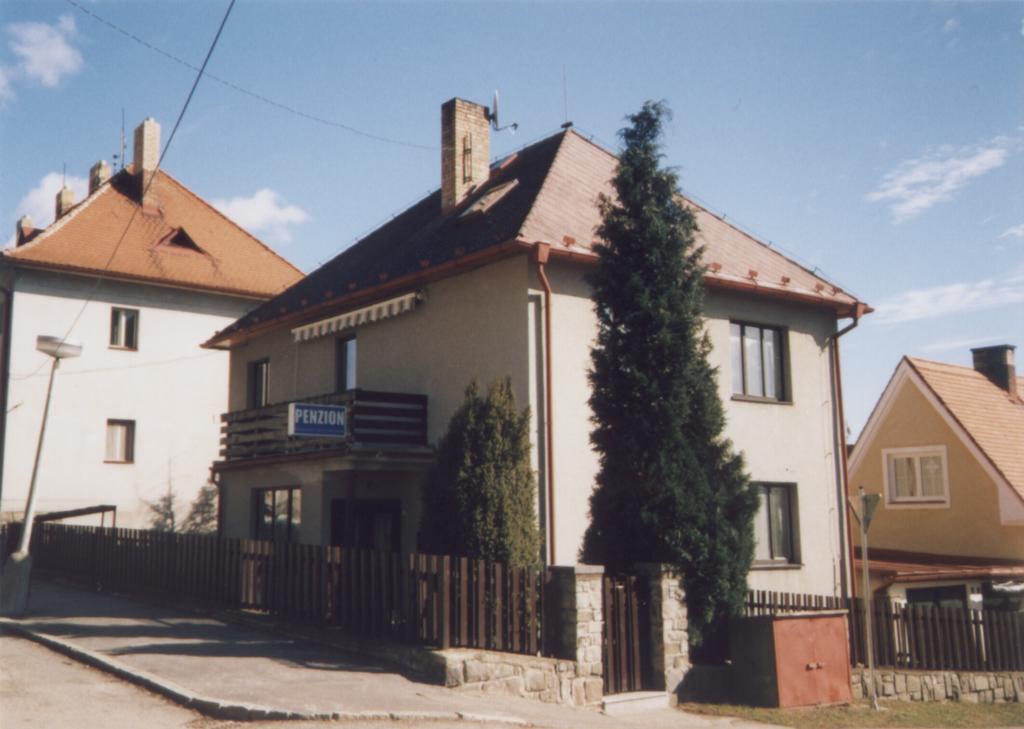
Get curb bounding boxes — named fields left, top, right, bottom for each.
left=0, top=619, right=529, bottom=725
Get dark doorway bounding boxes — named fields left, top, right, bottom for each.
left=330, top=498, right=401, bottom=552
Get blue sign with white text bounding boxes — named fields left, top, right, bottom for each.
left=288, top=403, right=348, bottom=438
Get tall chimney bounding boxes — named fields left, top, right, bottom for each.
left=441, top=98, right=490, bottom=211
left=55, top=186, right=75, bottom=220
left=971, top=345, right=1017, bottom=396
left=89, top=159, right=112, bottom=194
left=15, top=215, right=35, bottom=246
left=133, top=117, right=161, bottom=214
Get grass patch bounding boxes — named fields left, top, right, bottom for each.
left=678, top=700, right=1024, bottom=728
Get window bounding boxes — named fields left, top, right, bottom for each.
left=906, top=585, right=967, bottom=610
left=254, top=487, right=301, bottom=542
left=110, top=307, right=139, bottom=349
left=105, top=419, right=135, bottom=463
left=752, top=483, right=797, bottom=564
left=247, top=359, right=269, bottom=409
left=730, top=322, right=786, bottom=400
left=335, top=336, right=356, bottom=392
left=884, top=447, right=949, bottom=505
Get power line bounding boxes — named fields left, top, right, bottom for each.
left=16, top=0, right=237, bottom=383
left=10, top=351, right=221, bottom=382
left=63, top=0, right=437, bottom=152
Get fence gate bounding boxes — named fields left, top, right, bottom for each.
left=602, top=573, right=653, bottom=695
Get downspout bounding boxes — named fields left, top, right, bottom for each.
left=533, top=244, right=556, bottom=565
left=0, top=283, right=14, bottom=506
left=828, top=303, right=865, bottom=599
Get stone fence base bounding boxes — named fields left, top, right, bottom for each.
left=852, top=668, right=1023, bottom=703
left=438, top=649, right=602, bottom=706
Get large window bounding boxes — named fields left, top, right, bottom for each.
left=884, top=447, right=949, bottom=505
left=110, top=307, right=139, bottom=350
left=752, top=483, right=797, bottom=564
left=105, top=419, right=135, bottom=463
left=730, top=322, right=786, bottom=400
left=247, top=359, right=269, bottom=409
left=254, top=487, right=301, bottom=542
left=336, top=336, right=356, bottom=392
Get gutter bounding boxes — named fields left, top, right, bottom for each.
left=827, top=302, right=868, bottom=599
left=533, top=243, right=556, bottom=566
left=0, top=283, right=12, bottom=505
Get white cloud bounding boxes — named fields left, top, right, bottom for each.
left=866, top=135, right=1020, bottom=223
left=922, top=335, right=1005, bottom=354
left=999, top=223, right=1024, bottom=239
left=1, top=14, right=82, bottom=103
left=212, top=189, right=309, bottom=245
left=943, top=18, right=959, bottom=33
left=5, top=171, right=89, bottom=248
left=873, top=270, right=1024, bottom=324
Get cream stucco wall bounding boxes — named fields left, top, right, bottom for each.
left=1, top=267, right=256, bottom=527
left=849, top=377, right=1024, bottom=560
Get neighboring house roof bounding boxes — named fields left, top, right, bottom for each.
left=207, top=128, right=866, bottom=347
left=907, top=357, right=1024, bottom=504
left=3, top=168, right=303, bottom=299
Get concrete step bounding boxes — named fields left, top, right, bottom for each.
left=601, top=690, right=670, bottom=714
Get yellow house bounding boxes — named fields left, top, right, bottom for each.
left=848, top=346, right=1024, bottom=610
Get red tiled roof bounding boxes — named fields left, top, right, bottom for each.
left=4, top=169, right=302, bottom=298
left=209, top=129, right=866, bottom=346
left=907, top=357, right=1024, bottom=503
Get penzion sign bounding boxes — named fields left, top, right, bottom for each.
left=287, top=403, right=348, bottom=438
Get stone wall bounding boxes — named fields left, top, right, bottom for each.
left=440, top=649, right=602, bottom=706
left=852, top=668, right=1023, bottom=703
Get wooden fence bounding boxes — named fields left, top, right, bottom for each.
left=31, top=523, right=543, bottom=655
left=745, top=590, right=1024, bottom=672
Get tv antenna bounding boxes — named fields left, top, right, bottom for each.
left=488, top=90, right=518, bottom=133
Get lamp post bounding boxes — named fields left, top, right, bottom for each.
left=849, top=485, right=881, bottom=710
left=0, top=335, right=82, bottom=616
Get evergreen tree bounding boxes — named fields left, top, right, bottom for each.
left=147, top=484, right=177, bottom=533
left=419, top=378, right=542, bottom=568
left=181, top=482, right=218, bottom=535
left=581, top=101, right=759, bottom=656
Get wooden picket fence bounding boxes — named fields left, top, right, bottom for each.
left=31, top=523, right=543, bottom=655
left=745, top=590, right=1024, bottom=672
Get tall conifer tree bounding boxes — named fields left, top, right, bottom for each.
left=581, top=102, right=759, bottom=654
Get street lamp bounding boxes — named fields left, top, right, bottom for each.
left=0, top=335, right=82, bottom=616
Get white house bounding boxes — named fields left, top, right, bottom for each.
left=207, top=99, right=869, bottom=597
left=0, top=118, right=302, bottom=528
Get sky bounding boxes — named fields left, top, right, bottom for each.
left=0, top=0, right=1021, bottom=439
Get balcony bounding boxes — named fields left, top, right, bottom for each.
left=219, top=389, right=428, bottom=462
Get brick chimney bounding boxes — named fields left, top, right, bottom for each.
left=971, top=345, right=1017, bottom=396
left=133, top=117, right=160, bottom=214
left=15, top=215, right=34, bottom=246
left=55, top=185, right=75, bottom=220
left=89, top=159, right=112, bottom=194
left=441, top=98, right=490, bottom=211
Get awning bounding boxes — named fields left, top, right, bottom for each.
left=291, top=291, right=421, bottom=343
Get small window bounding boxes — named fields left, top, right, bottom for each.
left=254, top=487, right=301, bottom=542
left=753, top=483, right=797, bottom=564
left=247, top=359, right=269, bottom=409
left=336, top=336, right=357, bottom=392
left=110, top=307, right=139, bottom=349
left=730, top=322, right=786, bottom=400
left=462, top=133, right=473, bottom=183
left=884, top=447, right=949, bottom=505
left=105, top=419, right=135, bottom=463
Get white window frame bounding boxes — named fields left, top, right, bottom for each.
left=882, top=445, right=950, bottom=508
left=104, top=419, right=136, bottom=464
left=109, top=307, right=139, bottom=350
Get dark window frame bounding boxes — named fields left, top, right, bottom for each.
left=247, top=359, right=270, bottom=409
left=104, top=418, right=136, bottom=463
left=730, top=321, right=789, bottom=403
left=253, top=487, right=301, bottom=543
left=109, top=307, right=140, bottom=350
left=752, top=482, right=798, bottom=566
left=335, top=336, right=356, bottom=393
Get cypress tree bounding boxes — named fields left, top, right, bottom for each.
left=581, top=101, right=759, bottom=656
left=419, top=378, right=542, bottom=568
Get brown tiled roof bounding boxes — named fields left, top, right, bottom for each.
left=908, top=357, right=1024, bottom=503
left=3, top=169, right=302, bottom=298
left=209, top=129, right=865, bottom=345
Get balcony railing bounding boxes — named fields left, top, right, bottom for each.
left=219, top=389, right=428, bottom=462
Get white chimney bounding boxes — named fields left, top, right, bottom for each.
left=89, top=159, right=112, bottom=194
left=133, top=117, right=161, bottom=213
left=15, top=215, right=35, bottom=246
left=55, top=186, right=75, bottom=220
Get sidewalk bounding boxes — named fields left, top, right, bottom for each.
left=0, top=578, right=776, bottom=728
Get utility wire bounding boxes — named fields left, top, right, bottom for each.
left=63, top=0, right=437, bottom=152
left=14, top=0, right=237, bottom=383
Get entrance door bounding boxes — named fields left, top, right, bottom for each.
left=330, top=499, right=401, bottom=553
